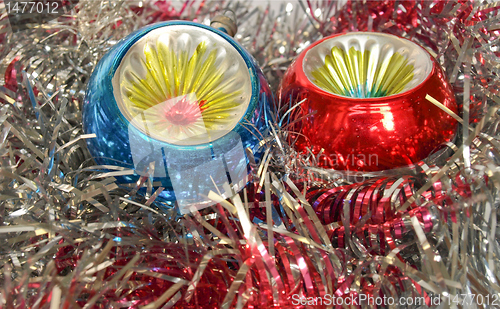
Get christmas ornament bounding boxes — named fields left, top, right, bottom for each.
left=2, top=1, right=500, bottom=308
left=83, top=17, right=272, bottom=212
left=279, top=32, right=459, bottom=172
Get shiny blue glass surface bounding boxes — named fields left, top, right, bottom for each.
left=83, top=21, right=273, bottom=208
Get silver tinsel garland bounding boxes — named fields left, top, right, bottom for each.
left=1, top=0, right=500, bottom=308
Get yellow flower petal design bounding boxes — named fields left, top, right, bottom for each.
left=311, top=46, right=414, bottom=98
left=124, top=40, right=242, bottom=129
left=113, top=26, right=252, bottom=146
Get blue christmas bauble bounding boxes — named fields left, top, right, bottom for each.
left=83, top=21, right=273, bottom=212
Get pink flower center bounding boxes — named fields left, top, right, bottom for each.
left=163, top=97, right=203, bottom=126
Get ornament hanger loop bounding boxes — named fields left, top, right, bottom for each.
left=211, top=10, right=238, bottom=37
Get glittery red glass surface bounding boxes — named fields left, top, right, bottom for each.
left=279, top=33, right=459, bottom=172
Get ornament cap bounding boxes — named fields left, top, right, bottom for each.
left=211, top=10, right=238, bottom=37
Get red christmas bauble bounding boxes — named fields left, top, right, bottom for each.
left=279, top=32, right=458, bottom=172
